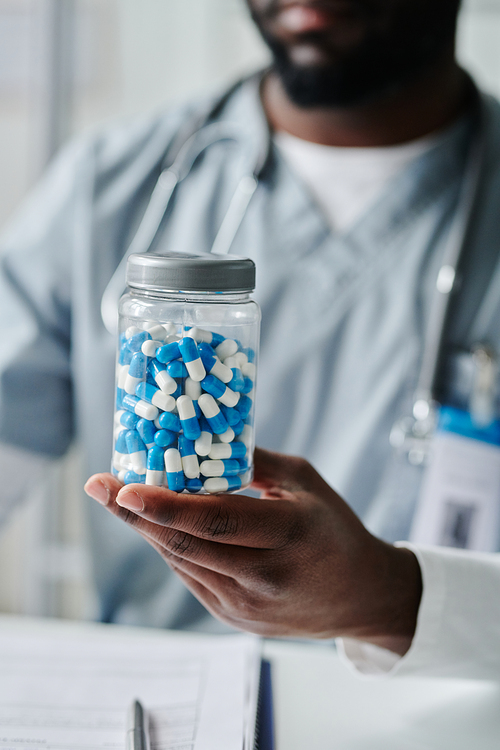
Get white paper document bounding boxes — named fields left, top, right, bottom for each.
left=0, top=617, right=261, bottom=750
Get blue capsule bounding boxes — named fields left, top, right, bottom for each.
left=164, top=448, right=185, bottom=492
left=156, top=341, right=181, bottom=364
left=185, top=477, right=203, bottom=493
left=241, top=377, right=254, bottom=394
left=166, top=360, right=188, bottom=379
left=123, top=470, right=146, bottom=485
left=154, top=429, right=176, bottom=448
left=118, top=343, right=133, bottom=366
left=201, top=373, right=225, bottom=399
left=158, top=411, right=181, bottom=432
left=176, top=395, right=201, bottom=441
left=198, top=394, right=228, bottom=435
left=116, top=388, right=125, bottom=409
left=235, top=394, right=253, bottom=420
left=219, top=404, right=241, bottom=427
left=178, top=435, right=200, bottom=479
left=127, top=331, right=151, bottom=353
left=146, top=446, right=166, bottom=486
left=136, top=418, right=157, bottom=448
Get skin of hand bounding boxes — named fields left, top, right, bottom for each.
left=84, top=447, right=422, bottom=655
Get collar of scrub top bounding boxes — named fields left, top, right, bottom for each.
left=100, top=71, right=273, bottom=336
left=390, top=81, right=493, bottom=463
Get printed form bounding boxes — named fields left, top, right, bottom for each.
left=0, top=617, right=260, bottom=750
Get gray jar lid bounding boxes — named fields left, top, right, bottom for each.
left=126, top=253, right=256, bottom=293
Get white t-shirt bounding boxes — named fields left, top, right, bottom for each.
left=274, top=130, right=440, bottom=233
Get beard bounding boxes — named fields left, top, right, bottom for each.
left=251, top=1, right=462, bottom=108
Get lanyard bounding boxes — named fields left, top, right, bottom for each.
left=390, top=97, right=489, bottom=464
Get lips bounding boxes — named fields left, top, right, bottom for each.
left=275, top=1, right=361, bottom=33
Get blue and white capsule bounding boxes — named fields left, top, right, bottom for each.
left=166, top=360, right=188, bottom=379
left=235, top=394, right=253, bottom=420
left=185, top=377, right=202, bottom=418
left=198, top=394, right=229, bottom=435
left=122, top=394, right=159, bottom=421
left=136, top=382, right=176, bottom=413
left=214, top=338, right=238, bottom=361
left=146, top=445, right=166, bottom=486
left=154, top=429, right=176, bottom=448
left=201, top=374, right=240, bottom=408
left=179, top=337, right=206, bottom=382
left=223, top=356, right=245, bottom=392
left=176, top=395, right=201, bottom=440
left=143, top=323, right=168, bottom=342
left=136, top=418, right=157, bottom=449
left=164, top=448, right=185, bottom=492
left=208, top=442, right=246, bottom=460
left=158, top=411, right=181, bottom=433
left=194, top=416, right=213, bottom=456
left=126, top=331, right=151, bottom=353
left=198, top=343, right=232, bottom=384
left=141, top=339, right=162, bottom=358
left=200, top=459, right=240, bottom=477
left=185, top=477, right=203, bottom=493
left=156, top=341, right=181, bottom=364
left=149, top=360, right=177, bottom=394
left=186, top=327, right=225, bottom=347
left=204, top=476, right=242, bottom=494
left=178, top=435, right=200, bottom=479
left=112, top=430, right=129, bottom=471
left=125, top=430, right=147, bottom=475
left=124, top=352, right=148, bottom=394
left=123, top=470, right=146, bottom=485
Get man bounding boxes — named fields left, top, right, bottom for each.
left=3, top=0, right=500, bottom=675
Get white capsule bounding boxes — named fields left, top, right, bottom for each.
left=143, top=323, right=168, bottom=341
left=165, top=334, right=181, bottom=343
left=217, top=386, right=240, bottom=408
left=186, top=326, right=212, bottom=343
left=241, top=362, right=256, bottom=379
left=164, top=448, right=182, bottom=473
left=237, top=424, right=253, bottom=450
left=210, top=357, right=233, bottom=384
left=182, top=454, right=200, bottom=479
left=135, top=400, right=159, bottom=421
left=162, top=322, right=178, bottom=336
left=125, top=326, right=142, bottom=339
left=177, top=395, right=196, bottom=420
left=195, top=430, right=212, bottom=456
left=209, top=443, right=232, bottom=459
left=125, top=376, right=143, bottom=395
left=155, top=370, right=177, bottom=395
left=218, top=426, right=235, bottom=443
left=130, top=451, right=147, bottom=475
left=185, top=377, right=201, bottom=400
left=141, top=339, right=162, bottom=357
left=198, top=393, right=219, bottom=419
left=234, top=351, right=248, bottom=368
left=151, top=391, right=176, bottom=412
left=215, top=339, right=238, bottom=360
left=200, top=460, right=226, bottom=477
left=186, top=358, right=206, bottom=382
left=117, top=364, right=129, bottom=389
left=203, top=477, right=232, bottom=493
left=146, top=469, right=165, bottom=486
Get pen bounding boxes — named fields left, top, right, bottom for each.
left=126, top=699, right=151, bottom=750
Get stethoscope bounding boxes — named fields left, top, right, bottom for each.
left=100, top=76, right=492, bottom=466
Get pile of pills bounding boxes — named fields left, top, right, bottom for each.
left=113, top=322, right=256, bottom=493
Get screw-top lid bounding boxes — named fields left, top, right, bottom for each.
left=126, top=253, right=256, bottom=293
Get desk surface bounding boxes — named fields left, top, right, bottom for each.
left=1, top=615, right=499, bottom=750
left=263, top=639, right=500, bottom=750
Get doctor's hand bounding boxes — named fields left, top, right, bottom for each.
left=84, top=447, right=422, bottom=655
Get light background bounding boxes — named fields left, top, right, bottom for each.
left=0, top=0, right=499, bottom=618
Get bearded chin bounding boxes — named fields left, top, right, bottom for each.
left=255, top=1, right=461, bottom=109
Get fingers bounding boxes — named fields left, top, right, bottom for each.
left=85, top=472, right=301, bottom=549
left=252, top=447, right=314, bottom=493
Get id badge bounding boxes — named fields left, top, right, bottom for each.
left=409, top=406, right=500, bottom=551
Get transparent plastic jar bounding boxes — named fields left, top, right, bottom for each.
left=112, top=253, right=260, bottom=494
